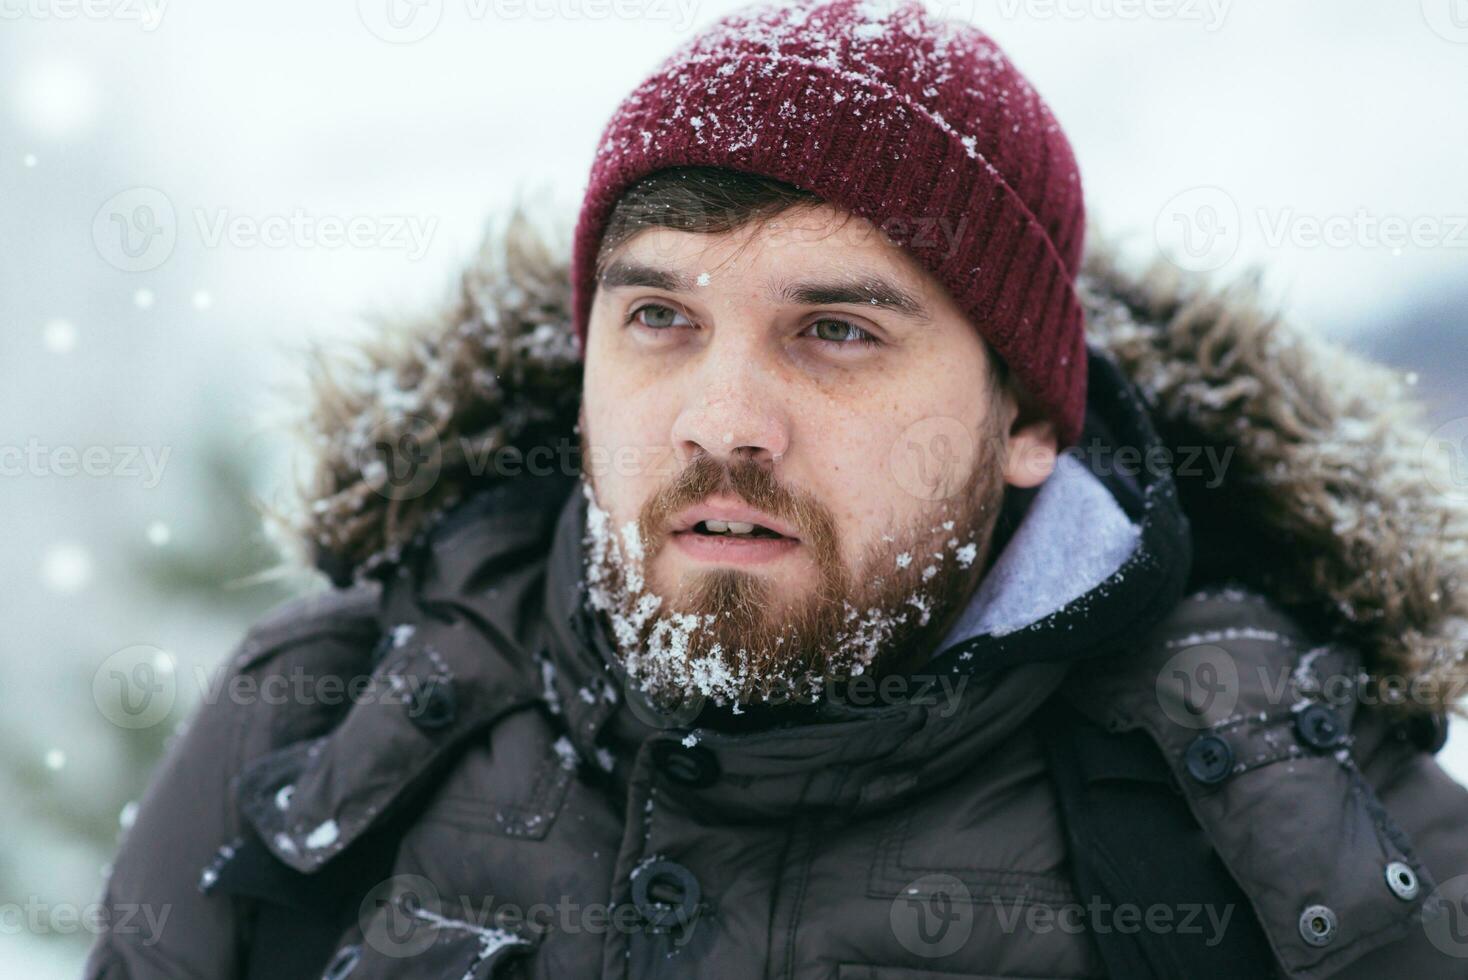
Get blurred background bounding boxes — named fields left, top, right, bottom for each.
left=2, top=0, right=1466, bottom=973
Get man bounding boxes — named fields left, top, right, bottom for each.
left=88, top=0, right=1468, bottom=977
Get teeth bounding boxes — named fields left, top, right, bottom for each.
left=696, top=519, right=764, bottom=536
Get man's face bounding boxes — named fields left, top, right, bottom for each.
left=579, top=203, right=1055, bottom=709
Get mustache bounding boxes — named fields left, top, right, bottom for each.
left=639, top=452, right=838, bottom=561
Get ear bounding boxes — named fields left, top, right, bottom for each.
left=1002, top=409, right=1059, bottom=490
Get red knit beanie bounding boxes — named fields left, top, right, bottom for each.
left=571, top=0, right=1088, bottom=446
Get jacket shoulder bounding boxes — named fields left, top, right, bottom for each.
left=1063, top=586, right=1462, bottom=978
left=231, top=582, right=382, bottom=673
left=84, top=583, right=384, bottom=979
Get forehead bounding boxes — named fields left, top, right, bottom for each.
left=607, top=201, right=934, bottom=291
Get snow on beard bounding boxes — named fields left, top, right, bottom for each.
left=580, top=442, right=1005, bottom=714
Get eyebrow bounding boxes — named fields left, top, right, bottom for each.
left=774, top=274, right=930, bottom=321
left=598, top=259, right=932, bottom=322
left=599, top=259, right=696, bottom=294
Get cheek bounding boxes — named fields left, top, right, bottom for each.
left=801, top=395, right=910, bottom=568
left=817, top=368, right=989, bottom=561
left=582, top=358, right=674, bottom=525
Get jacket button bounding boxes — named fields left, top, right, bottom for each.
left=1295, top=704, right=1346, bottom=751
left=407, top=678, right=457, bottom=731
left=1385, top=861, right=1421, bottom=901
left=631, top=858, right=702, bottom=931
left=1183, top=734, right=1234, bottom=785
left=650, top=740, right=720, bottom=788
left=1298, top=904, right=1338, bottom=947
left=323, top=943, right=361, bottom=979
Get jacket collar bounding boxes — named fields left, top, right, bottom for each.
left=236, top=478, right=570, bottom=873
left=928, top=348, right=1193, bottom=673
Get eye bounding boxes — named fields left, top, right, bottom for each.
left=626, top=303, right=692, bottom=330
left=803, top=318, right=881, bottom=347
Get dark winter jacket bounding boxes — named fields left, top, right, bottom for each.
left=85, top=209, right=1468, bottom=980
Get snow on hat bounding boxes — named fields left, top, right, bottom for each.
left=571, top=0, right=1088, bottom=445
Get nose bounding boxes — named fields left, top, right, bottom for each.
left=670, top=359, right=790, bottom=470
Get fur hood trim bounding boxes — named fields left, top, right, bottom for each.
left=287, top=204, right=1467, bottom=715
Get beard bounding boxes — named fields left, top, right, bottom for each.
left=578, top=425, right=1007, bottom=714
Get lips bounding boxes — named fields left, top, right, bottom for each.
left=670, top=525, right=801, bottom=564
left=671, top=498, right=800, bottom=541
left=667, top=497, right=802, bottom=565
